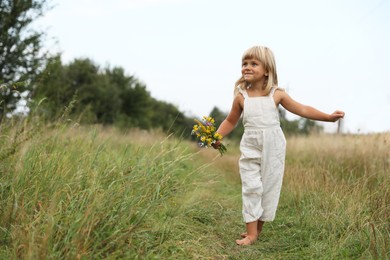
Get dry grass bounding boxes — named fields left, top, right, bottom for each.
left=280, top=133, right=389, bottom=258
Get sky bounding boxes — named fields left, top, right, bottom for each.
left=35, top=0, right=390, bottom=133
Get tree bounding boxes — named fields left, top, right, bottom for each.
left=120, top=81, right=152, bottom=128
left=0, top=0, right=50, bottom=121
left=150, top=100, right=188, bottom=133
left=33, top=57, right=123, bottom=124
left=33, top=56, right=198, bottom=133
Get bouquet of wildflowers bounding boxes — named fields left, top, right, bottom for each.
left=191, top=116, right=227, bottom=156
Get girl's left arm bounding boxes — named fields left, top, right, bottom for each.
left=278, top=91, right=345, bottom=122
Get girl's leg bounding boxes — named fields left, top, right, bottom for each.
left=236, top=221, right=258, bottom=245
left=240, top=220, right=264, bottom=238
left=257, top=220, right=264, bottom=234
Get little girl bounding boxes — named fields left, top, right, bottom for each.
left=214, top=46, right=345, bottom=246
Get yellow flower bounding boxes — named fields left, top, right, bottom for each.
left=194, top=119, right=207, bottom=133
left=214, top=133, right=223, bottom=140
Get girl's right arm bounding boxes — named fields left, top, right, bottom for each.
left=216, top=94, right=243, bottom=137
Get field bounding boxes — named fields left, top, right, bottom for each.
left=0, top=117, right=389, bottom=259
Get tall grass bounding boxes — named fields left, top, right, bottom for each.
left=0, top=117, right=205, bottom=258
left=278, top=134, right=389, bottom=259
left=0, top=115, right=388, bottom=259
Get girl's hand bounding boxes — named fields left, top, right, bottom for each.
left=212, top=140, right=221, bottom=150
left=329, top=110, right=345, bottom=122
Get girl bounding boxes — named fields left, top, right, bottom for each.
left=213, top=46, right=345, bottom=246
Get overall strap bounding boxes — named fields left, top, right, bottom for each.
left=270, top=86, right=282, bottom=97
left=237, top=86, right=248, bottom=98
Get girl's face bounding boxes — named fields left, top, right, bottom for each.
left=241, top=58, right=267, bottom=83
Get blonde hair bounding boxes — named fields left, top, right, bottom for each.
left=234, top=46, right=278, bottom=96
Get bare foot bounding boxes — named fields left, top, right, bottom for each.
left=240, top=220, right=264, bottom=238
left=240, top=230, right=262, bottom=238
left=236, top=236, right=256, bottom=246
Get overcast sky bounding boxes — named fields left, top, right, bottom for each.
left=36, top=0, right=390, bottom=133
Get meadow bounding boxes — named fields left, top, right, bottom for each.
left=0, top=116, right=388, bottom=259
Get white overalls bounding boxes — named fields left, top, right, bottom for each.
left=238, top=87, right=286, bottom=223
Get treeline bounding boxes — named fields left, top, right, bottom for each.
left=31, top=56, right=193, bottom=134
left=3, top=55, right=321, bottom=140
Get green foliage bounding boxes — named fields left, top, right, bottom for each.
left=0, top=0, right=50, bottom=120
left=33, top=57, right=118, bottom=123
left=32, top=57, right=190, bottom=135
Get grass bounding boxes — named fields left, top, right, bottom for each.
left=0, top=117, right=389, bottom=259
